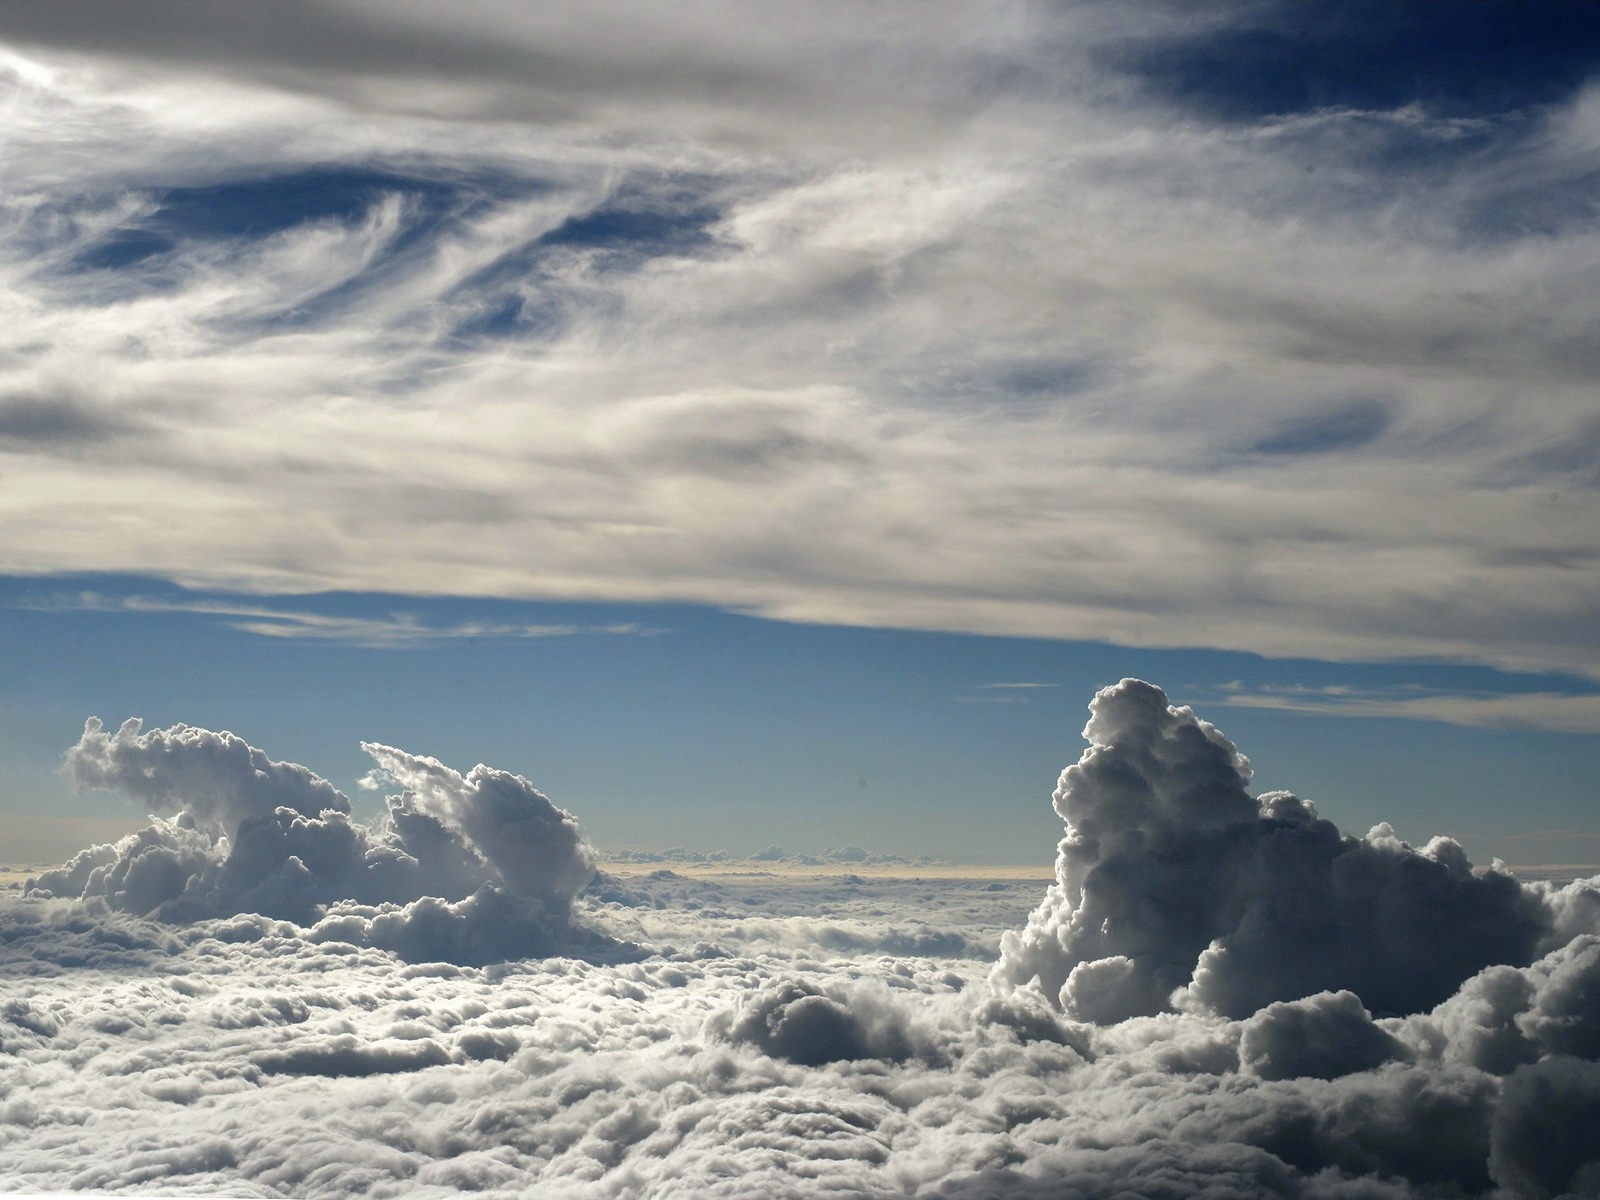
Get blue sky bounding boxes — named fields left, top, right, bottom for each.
left=4, top=573, right=1597, bottom=868
left=2, top=1, right=1599, bottom=868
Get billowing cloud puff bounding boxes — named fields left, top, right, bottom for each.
left=360, top=742, right=595, bottom=912
left=994, top=680, right=1559, bottom=1021
left=1238, top=990, right=1408, bottom=1081
left=65, top=716, right=351, bottom=834
left=28, top=720, right=597, bottom=961
left=715, top=977, right=936, bottom=1067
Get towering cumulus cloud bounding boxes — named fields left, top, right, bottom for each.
left=28, top=719, right=597, bottom=962
left=993, top=679, right=1551, bottom=1021
left=360, top=743, right=594, bottom=913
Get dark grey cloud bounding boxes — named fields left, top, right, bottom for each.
left=0, top=390, right=153, bottom=457
left=1490, top=1056, right=1600, bottom=1198
left=1238, top=990, right=1408, bottom=1081
left=717, top=977, right=926, bottom=1066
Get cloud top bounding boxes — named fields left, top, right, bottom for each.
left=994, top=679, right=1552, bottom=1020
left=66, top=715, right=351, bottom=835
left=34, top=719, right=597, bottom=961
left=8, top=677, right=1600, bottom=1196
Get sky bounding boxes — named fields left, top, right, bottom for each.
left=5, top=7, right=1600, bottom=1190
left=2, top=0, right=1600, bottom=878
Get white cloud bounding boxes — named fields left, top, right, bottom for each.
left=9, top=682, right=1600, bottom=1196
left=1215, top=683, right=1600, bottom=734
left=15, top=591, right=661, bottom=647
left=0, top=6, right=1595, bottom=676
left=993, top=680, right=1554, bottom=1021
left=39, top=719, right=598, bottom=957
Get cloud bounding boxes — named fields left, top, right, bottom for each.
left=715, top=977, right=927, bottom=1066
left=1213, top=682, right=1600, bottom=734
left=32, top=719, right=598, bottom=960
left=1238, top=990, right=1408, bottom=1081
left=359, top=741, right=595, bottom=912
left=64, top=715, right=351, bottom=834
left=0, top=387, right=151, bottom=450
left=16, top=590, right=662, bottom=648
left=992, top=679, right=1555, bottom=1021
left=0, top=5, right=1596, bottom=677
left=6, top=713, right=1600, bottom=1200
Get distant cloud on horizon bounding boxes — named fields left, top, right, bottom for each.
left=1211, top=681, right=1600, bottom=734
left=13, top=590, right=664, bottom=648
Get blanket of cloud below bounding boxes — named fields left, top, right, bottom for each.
left=6, top=681, right=1600, bottom=1197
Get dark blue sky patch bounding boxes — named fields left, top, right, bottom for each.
left=68, top=167, right=541, bottom=277
left=74, top=227, right=176, bottom=271
left=131, top=168, right=465, bottom=240
left=1250, top=397, right=1392, bottom=456
left=1112, top=2, right=1600, bottom=122
left=448, top=292, right=567, bottom=344
left=539, top=202, right=721, bottom=256
left=994, top=359, right=1101, bottom=399
left=440, top=187, right=725, bottom=343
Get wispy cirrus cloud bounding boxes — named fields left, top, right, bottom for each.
left=0, top=3, right=1597, bottom=679
left=1212, top=681, right=1600, bottom=734
left=18, top=591, right=659, bottom=648
left=958, top=681, right=1060, bottom=705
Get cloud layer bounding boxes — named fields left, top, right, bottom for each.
left=7, top=680, right=1600, bottom=1196
left=1, top=3, right=1598, bottom=676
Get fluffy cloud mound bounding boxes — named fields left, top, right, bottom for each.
left=65, top=716, right=351, bottom=833
left=27, top=719, right=597, bottom=962
left=715, top=978, right=932, bottom=1066
left=993, top=679, right=1559, bottom=1021
left=1238, top=990, right=1408, bottom=1081
left=360, top=743, right=594, bottom=913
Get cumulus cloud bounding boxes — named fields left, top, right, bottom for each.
left=65, top=716, right=351, bottom=834
left=30, top=718, right=597, bottom=961
left=993, top=679, right=1557, bottom=1022
left=1238, top=990, right=1408, bottom=1081
left=715, top=977, right=931, bottom=1066
left=360, top=742, right=595, bottom=912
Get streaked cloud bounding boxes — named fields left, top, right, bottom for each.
left=16, top=591, right=660, bottom=647
left=0, top=4, right=1595, bottom=677
left=1214, top=681, right=1600, bottom=734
